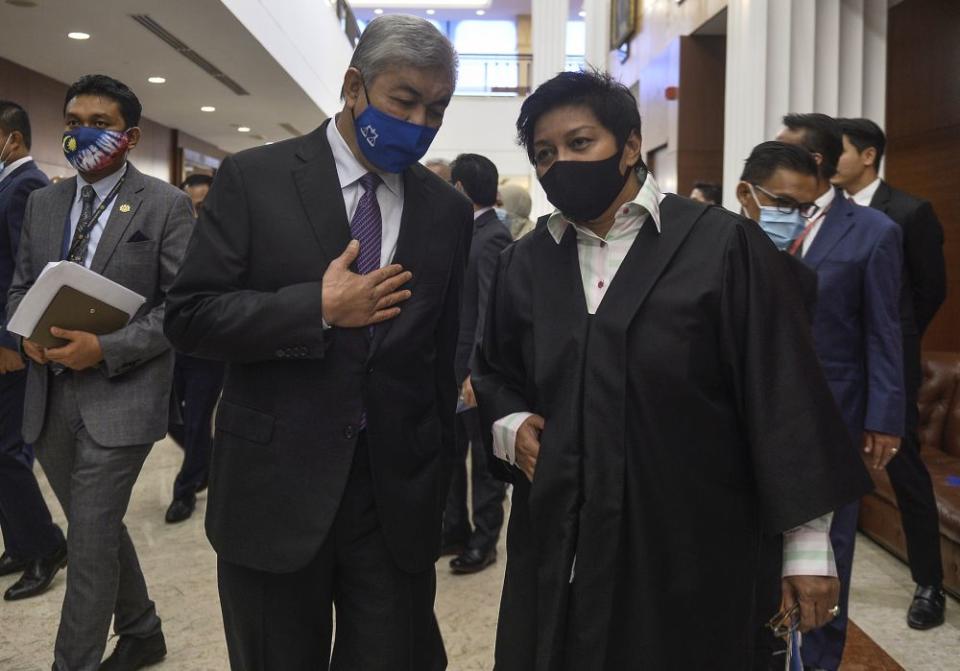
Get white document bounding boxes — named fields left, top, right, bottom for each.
left=7, top=261, right=146, bottom=339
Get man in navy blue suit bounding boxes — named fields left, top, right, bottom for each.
left=0, top=100, right=66, bottom=602
left=778, top=113, right=905, bottom=671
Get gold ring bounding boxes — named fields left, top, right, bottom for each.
left=828, top=605, right=840, bottom=617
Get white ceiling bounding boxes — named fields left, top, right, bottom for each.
left=0, top=0, right=327, bottom=153
left=354, top=0, right=587, bottom=22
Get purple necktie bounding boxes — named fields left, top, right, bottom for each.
left=350, top=173, right=382, bottom=432
left=351, top=173, right=383, bottom=276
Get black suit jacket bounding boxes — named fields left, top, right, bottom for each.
left=869, top=180, right=946, bottom=337
left=164, top=121, right=473, bottom=574
left=455, top=208, right=512, bottom=382
left=0, top=160, right=49, bottom=349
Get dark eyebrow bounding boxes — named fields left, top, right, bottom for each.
left=392, top=84, right=423, bottom=99
left=565, top=125, right=597, bottom=136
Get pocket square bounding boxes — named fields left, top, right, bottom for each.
left=127, top=230, right=150, bottom=243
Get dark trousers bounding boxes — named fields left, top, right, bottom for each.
left=887, top=340, right=943, bottom=587
left=218, top=435, right=446, bottom=671
left=37, top=374, right=161, bottom=671
left=800, top=501, right=859, bottom=671
left=168, top=354, right=224, bottom=501
left=0, top=369, right=63, bottom=560
left=442, top=408, right=505, bottom=552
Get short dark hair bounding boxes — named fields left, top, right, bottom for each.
left=450, top=153, right=499, bottom=207
left=781, top=112, right=842, bottom=179
left=64, top=74, right=142, bottom=128
left=838, top=117, right=886, bottom=171
left=740, top=141, right=820, bottom=184
left=517, top=70, right=642, bottom=164
left=181, top=173, right=214, bottom=189
left=692, top=181, right=722, bottom=205
left=0, top=100, right=31, bottom=149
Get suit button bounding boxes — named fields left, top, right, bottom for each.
left=275, top=349, right=286, bottom=358
left=367, top=366, right=374, bottom=374
left=343, top=425, right=356, bottom=440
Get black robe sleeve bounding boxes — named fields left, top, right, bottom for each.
left=720, top=222, right=873, bottom=534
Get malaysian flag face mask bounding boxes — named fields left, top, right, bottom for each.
left=62, top=126, right=131, bottom=174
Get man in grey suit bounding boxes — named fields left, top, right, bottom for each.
left=6, top=75, right=192, bottom=671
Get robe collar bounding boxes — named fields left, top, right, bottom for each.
left=545, top=171, right=664, bottom=244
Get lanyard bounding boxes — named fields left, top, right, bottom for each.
left=82, top=175, right=126, bottom=231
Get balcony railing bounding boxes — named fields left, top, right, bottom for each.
left=456, top=54, right=587, bottom=96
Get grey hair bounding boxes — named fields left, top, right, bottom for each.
left=349, top=15, right=458, bottom=88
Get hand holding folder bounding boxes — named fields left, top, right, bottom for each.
left=8, top=261, right=146, bottom=349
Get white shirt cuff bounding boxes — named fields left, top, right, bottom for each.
left=491, top=412, right=533, bottom=466
left=782, top=512, right=837, bottom=578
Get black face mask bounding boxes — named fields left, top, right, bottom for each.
left=539, top=148, right=631, bottom=222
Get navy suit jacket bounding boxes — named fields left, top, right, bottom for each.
left=0, top=160, right=49, bottom=350
left=802, top=189, right=905, bottom=439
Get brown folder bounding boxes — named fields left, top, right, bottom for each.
left=28, top=285, right=130, bottom=349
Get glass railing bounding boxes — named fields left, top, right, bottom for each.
left=332, top=0, right=361, bottom=47
left=455, top=54, right=587, bottom=96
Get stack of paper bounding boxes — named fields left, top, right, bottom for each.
left=7, top=261, right=145, bottom=348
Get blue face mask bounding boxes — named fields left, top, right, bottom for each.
left=352, top=78, right=439, bottom=174
left=751, top=186, right=805, bottom=251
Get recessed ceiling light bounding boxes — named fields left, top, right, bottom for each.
left=374, top=8, right=383, bottom=14
left=579, top=10, right=586, bottom=18
left=475, top=9, right=485, bottom=15
left=237, top=126, right=251, bottom=133
left=200, top=106, right=216, bottom=112
left=67, top=32, right=90, bottom=40
left=426, top=9, right=435, bottom=15
left=147, top=76, right=166, bottom=84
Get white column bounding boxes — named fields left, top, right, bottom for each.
left=722, top=0, right=888, bottom=208
left=529, top=0, right=570, bottom=219
left=584, top=0, right=611, bottom=70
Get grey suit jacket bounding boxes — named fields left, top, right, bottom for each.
left=6, top=163, right=193, bottom=447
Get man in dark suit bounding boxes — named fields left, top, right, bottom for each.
left=779, top=113, right=905, bottom=671
left=165, top=173, right=224, bottom=524
left=834, top=117, right=947, bottom=629
left=442, top=153, right=512, bottom=574
left=7, top=75, right=193, bottom=671
left=165, top=15, right=470, bottom=670
left=0, top=100, right=66, bottom=603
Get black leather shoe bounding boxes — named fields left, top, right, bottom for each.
left=4, top=543, right=67, bottom=601
left=0, top=551, right=28, bottom=577
left=907, top=584, right=945, bottom=630
left=450, top=547, right=497, bottom=574
left=165, top=495, right=196, bottom=524
left=100, top=632, right=167, bottom=670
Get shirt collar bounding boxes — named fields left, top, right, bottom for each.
left=846, top=176, right=882, bottom=207
left=546, top=171, right=664, bottom=244
left=809, top=184, right=836, bottom=220
left=327, top=117, right=402, bottom=197
left=0, top=156, right=33, bottom=184
left=75, top=162, right=128, bottom=205
left=474, top=206, right=494, bottom=221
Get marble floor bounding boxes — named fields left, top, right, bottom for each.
left=0, top=437, right=957, bottom=670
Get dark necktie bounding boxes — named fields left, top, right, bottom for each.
left=68, top=185, right=97, bottom=265
left=349, top=173, right=383, bottom=431
left=350, top=173, right=383, bottom=276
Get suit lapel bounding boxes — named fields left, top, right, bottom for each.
left=802, top=191, right=856, bottom=269
left=369, top=167, right=432, bottom=356
left=43, top=179, right=76, bottom=264
left=0, top=161, right=33, bottom=196
left=595, top=195, right=706, bottom=330
left=90, top=165, right=144, bottom=274
left=291, top=122, right=352, bottom=264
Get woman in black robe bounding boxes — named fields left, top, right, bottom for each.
left=473, top=72, right=872, bottom=670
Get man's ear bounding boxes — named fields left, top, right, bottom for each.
left=342, top=67, right=364, bottom=111
left=811, top=152, right=824, bottom=166
left=862, top=146, right=878, bottom=169
left=735, top=181, right=753, bottom=212
left=125, top=127, right=141, bottom=150
left=622, top=130, right=643, bottom=170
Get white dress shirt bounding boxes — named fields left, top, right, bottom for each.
left=0, top=155, right=33, bottom=184
left=491, top=173, right=836, bottom=578
left=801, top=186, right=837, bottom=256
left=68, top=163, right=128, bottom=269
left=846, top=176, right=882, bottom=207
left=326, top=118, right=404, bottom=269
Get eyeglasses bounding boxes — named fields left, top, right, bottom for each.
left=751, top=184, right=820, bottom=218
left=766, top=602, right=800, bottom=640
